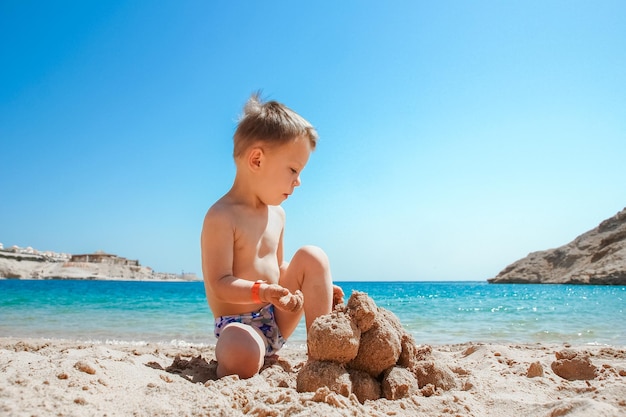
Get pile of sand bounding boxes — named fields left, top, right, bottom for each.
left=297, top=291, right=456, bottom=402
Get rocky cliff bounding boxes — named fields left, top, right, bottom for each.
left=488, top=208, right=626, bottom=285
left=0, top=250, right=199, bottom=281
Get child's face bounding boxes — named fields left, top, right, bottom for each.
left=258, top=137, right=311, bottom=205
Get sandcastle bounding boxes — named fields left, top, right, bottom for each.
left=296, top=291, right=457, bottom=403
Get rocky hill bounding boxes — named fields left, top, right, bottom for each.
left=0, top=247, right=199, bottom=281
left=488, top=208, right=626, bottom=285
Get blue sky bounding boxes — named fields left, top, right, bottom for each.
left=1, top=1, right=624, bottom=281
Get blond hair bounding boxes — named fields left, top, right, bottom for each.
left=233, top=93, right=318, bottom=158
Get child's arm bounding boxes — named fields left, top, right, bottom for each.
left=201, top=207, right=264, bottom=304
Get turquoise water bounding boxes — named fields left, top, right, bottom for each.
left=0, top=280, right=624, bottom=347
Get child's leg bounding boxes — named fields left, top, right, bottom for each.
left=275, top=245, right=333, bottom=339
left=214, top=323, right=265, bottom=379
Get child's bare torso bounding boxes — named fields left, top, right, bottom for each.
left=232, top=203, right=283, bottom=285
left=203, top=198, right=285, bottom=317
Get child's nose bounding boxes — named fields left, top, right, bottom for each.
left=294, top=176, right=301, bottom=187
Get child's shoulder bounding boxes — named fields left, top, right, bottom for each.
left=205, top=197, right=286, bottom=221
left=268, top=205, right=287, bottom=224
left=204, top=197, right=237, bottom=224
left=269, top=204, right=286, bottom=216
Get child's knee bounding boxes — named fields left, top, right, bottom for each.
left=215, top=324, right=265, bottom=378
left=296, top=245, right=329, bottom=270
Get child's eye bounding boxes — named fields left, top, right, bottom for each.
left=290, top=168, right=298, bottom=174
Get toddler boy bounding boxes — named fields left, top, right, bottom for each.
left=201, top=93, right=343, bottom=378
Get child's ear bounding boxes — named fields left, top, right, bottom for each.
left=248, top=147, right=264, bottom=171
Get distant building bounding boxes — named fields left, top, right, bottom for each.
left=69, top=251, right=140, bottom=267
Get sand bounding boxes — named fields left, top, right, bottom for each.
left=1, top=337, right=625, bottom=417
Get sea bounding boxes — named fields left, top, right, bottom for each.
left=0, top=279, right=624, bottom=348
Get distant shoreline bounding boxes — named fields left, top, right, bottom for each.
left=0, top=246, right=200, bottom=282
left=0, top=276, right=200, bottom=282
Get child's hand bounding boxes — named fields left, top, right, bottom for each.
left=332, top=284, right=345, bottom=308
left=277, top=289, right=304, bottom=313
left=262, top=285, right=304, bottom=313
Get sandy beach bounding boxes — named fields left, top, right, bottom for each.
left=1, top=337, right=624, bottom=417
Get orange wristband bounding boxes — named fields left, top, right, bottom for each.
left=251, top=280, right=264, bottom=303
